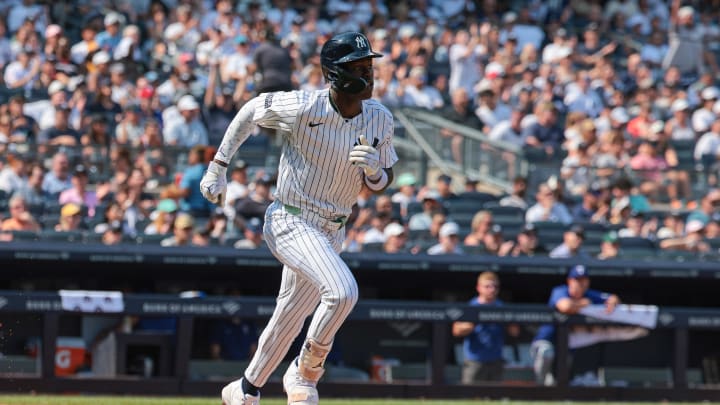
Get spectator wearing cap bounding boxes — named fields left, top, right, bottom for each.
left=692, top=87, right=719, bottom=134
left=499, top=223, right=546, bottom=257
left=0, top=195, right=40, bottom=232
left=409, top=189, right=444, bottom=231
left=108, top=63, right=133, bottom=106
left=549, top=225, right=589, bottom=259
left=164, top=95, right=208, bottom=147
left=3, top=45, right=40, bottom=90
left=441, top=87, right=483, bottom=164
left=427, top=221, right=464, bottom=255
left=659, top=219, right=710, bottom=253
left=474, top=79, right=512, bottom=130
left=530, top=265, right=620, bottom=386
left=234, top=175, right=274, bottom=226
left=94, top=201, right=126, bottom=234
left=382, top=222, right=410, bottom=254
left=665, top=98, right=695, bottom=141
left=37, top=80, right=68, bottom=131
left=571, top=187, right=604, bottom=223
left=561, top=139, right=593, bottom=197
left=96, top=12, right=124, bottom=53
left=59, top=165, right=99, bottom=217
left=436, top=174, right=457, bottom=201
left=41, top=151, right=72, bottom=198
left=391, top=172, right=419, bottom=218
left=359, top=211, right=394, bottom=246
left=234, top=217, right=265, bottom=250
left=221, top=34, right=252, bottom=85
left=144, top=198, right=179, bottom=235
left=161, top=213, right=196, bottom=247
left=525, top=182, right=573, bottom=225
left=523, top=102, right=563, bottom=156
left=663, top=1, right=706, bottom=81
left=542, top=28, right=573, bottom=65
left=596, top=231, right=620, bottom=260
left=55, top=203, right=87, bottom=232
left=575, top=26, right=617, bottom=70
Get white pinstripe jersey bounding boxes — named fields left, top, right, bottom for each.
left=253, top=89, right=398, bottom=218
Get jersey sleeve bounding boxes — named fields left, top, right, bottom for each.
left=373, top=108, right=399, bottom=169
left=252, top=91, right=303, bottom=132
left=585, top=289, right=612, bottom=305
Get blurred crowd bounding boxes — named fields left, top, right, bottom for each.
left=0, top=0, right=720, bottom=259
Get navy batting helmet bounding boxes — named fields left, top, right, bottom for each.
left=320, top=32, right=382, bottom=94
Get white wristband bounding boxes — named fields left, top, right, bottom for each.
left=364, top=169, right=388, bottom=191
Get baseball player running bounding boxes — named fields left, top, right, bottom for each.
left=200, top=31, right=398, bottom=405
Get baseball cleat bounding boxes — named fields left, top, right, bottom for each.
left=221, top=378, right=260, bottom=405
left=283, top=359, right=319, bottom=405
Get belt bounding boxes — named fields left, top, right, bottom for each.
left=283, top=204, right=348, bottom=225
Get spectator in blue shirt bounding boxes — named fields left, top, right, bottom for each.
left=209, top=317, right=258, bottom=361
left=452, top=272, right=519, bottom=383
left=172, top=145, right=212, bottom=215
left=523, top=102, right=563, bottom=156
left=529, top=265, right=620, bottom=386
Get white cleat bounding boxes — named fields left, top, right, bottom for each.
left=221, top=378, right=260, bottom=405
left=283, top=359, right=320, bottom=405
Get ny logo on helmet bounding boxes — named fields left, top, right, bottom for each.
left=355, top=35, right=367, bottom=49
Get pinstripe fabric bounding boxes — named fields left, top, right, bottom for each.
left=235, top=88, right=397, bottom=389
left=245, top=201, right=358, bottom=386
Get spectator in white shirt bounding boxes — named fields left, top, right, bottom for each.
left=3, top=47, right=40, bottom=90
left=692, top=87, right=719, bottom=134
left=542, top=28, right=573, bottom=65
left=400, top=67, right=445, bottom=110
left=163, top=95, right=208, bottom=147
left=525, top=183, right=573, bottom=225
left=488, top=108, right=526, bottom=147
left=694, top=119, right=720, bottom=164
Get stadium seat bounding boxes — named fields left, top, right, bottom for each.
left=362, top=242, right=385, bottom=253
left=10, top=230, right=40, bottom=242
left=599, top=366, right=672, bottom=388
left=40, top=230, right=86, bottom=243
left=325, top=365, right=371, bottom=382
left=135, top=234, right=166, bottom=245
left=456, top=191, right=499, bottom=204
left=619, top=237, right=657, bottom=250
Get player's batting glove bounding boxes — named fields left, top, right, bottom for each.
left=349, top=135, right=381, bottom=177
left=200, top=161, right=227, bottom=206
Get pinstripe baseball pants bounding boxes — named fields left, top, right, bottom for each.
left=244, top=201, right=358, bottom=386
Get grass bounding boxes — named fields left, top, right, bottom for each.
left=0, top=398, right=717, bottom=405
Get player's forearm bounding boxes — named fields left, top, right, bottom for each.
left=214, top=97, right=260, bottom=164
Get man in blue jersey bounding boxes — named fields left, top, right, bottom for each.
left=530, top=265, right=620, bottom=386
left=452, top=271, right=519, bottom=383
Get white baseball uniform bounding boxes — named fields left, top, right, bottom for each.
left=215, top=88, right=398, bottom=387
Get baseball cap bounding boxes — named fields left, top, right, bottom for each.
left=157, top=198, right=178, bottom=213
left=671, top=99, right=690, bottom=113
left=61, top=203, right=82, bottom=217
left=702, top=87, right=720, bottom=101
left=104, top=12, right=123, bottom=26
left=233, top=160, right=248, bottom=171
left=48, top=80, right=65, bottom=96
left=383, top=222, right=406, bottom=238
left=568, top=264, right=590, bottom=279
left=245, top=217, right=262, bottom=233
left=520, top=223, right=536, bottom=235
left=92, top=51, right=111, bottom=65
left=437, top=174, right=452, bottom=184
left=439, top=222, right=460, bottom=238
left=73, top=164, right=88, bottom=176
left=109, top=220, right=123, bottom=233
left=177, top=95, right=200, bottom=111
left=396, top=173, right=417, bottom=187
left=610, top=107, right=630, bottom=124
left=45, top=24, right=62, bottom=39
left=423, top=190, right=441, bottom=201
left=603, top=231, right=619, bottom=244
left=685, top=219, right=706, bottom=234
left=234, top=34, right=248, bottom=45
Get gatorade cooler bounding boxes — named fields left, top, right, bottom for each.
left=55, top=337, right=86, bottom=376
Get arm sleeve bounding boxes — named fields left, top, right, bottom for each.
left=215, top=91, right=302, bottom=162
left=376, top=113, right=399, bottom=169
